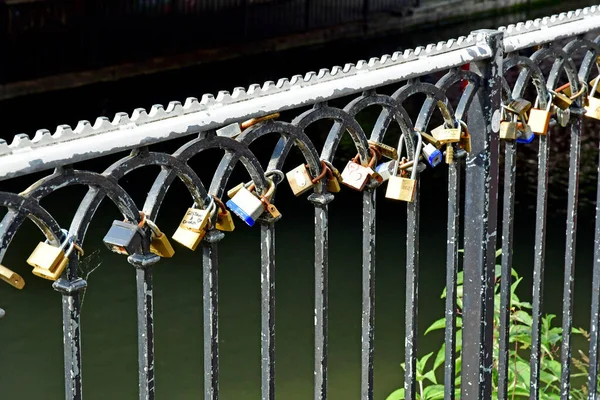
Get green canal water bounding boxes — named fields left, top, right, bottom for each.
left=1, top=1, right=600, bottom=398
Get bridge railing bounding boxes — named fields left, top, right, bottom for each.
left=1, top=4, right=600, bottom=400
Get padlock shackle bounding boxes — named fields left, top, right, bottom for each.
left=212, top=195, right=228, bottom=216
left=394, top=131, right=422, bottom=180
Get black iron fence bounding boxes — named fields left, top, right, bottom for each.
left=2, top=4, right=600, bottom=400
left=0, top=0, right=416, bottom=84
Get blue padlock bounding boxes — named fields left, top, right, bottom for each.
left=516, top=124, right=535, bottom=144
left=422, top=143, right=442, bottom=167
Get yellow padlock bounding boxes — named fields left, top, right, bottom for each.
left=145, top=218, right=175, bottom=258
left=27, top=232, right=82, bottom=281
left=172, top=201, right=215, bottom=251
left=213, top=196, right=235, bottom=232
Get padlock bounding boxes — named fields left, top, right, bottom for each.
left=227, top=182, right=245, bottom=199
left=375, top=160, right=395, bottom=182
left=340, top=160, right=373, bottom=191
left=431, top=122, right=461, bottom=144
left=552, top=83, right=573, bottom=110
left=28, top=230, right=82, bottom=281
left=0, top=265, right=25, bottom=289
left=528, top=93, right=553, bottom=135
left=500, top=120, right=518, bottom=140
left=227, top=184, right=266, bottom=227
left=457, top=120, right=471, bottom=153
left=516, top=122, right=535, bottom=144
left=505, top=98, right=532, bottom=116
left=216, top=123, right=242, bottom=138
left=323, top=161, right=342, bottom=193
left=172, top=201, right=214, bottom=251
left=385, top=131, right=423, bottom=203
left=585, top=76, right=600, bottom=120
left=213, top=196, right=235, bottom=232
left=286, top=164, right=314, bottom=196
left=556, top=107, right=571, bottom=127
left=145, top=218, right=175, bottom=258
left=103, top=217, right=145, bottom=256
left=422, top=143, right=442, bottom=167
left=367, top=140, right=398, bottom=160
left=418, top=131, right=441, bottom=149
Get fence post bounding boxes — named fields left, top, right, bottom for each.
left=461, top=29, right=503, bottom=399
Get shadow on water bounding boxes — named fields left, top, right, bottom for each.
left=1, top=1, right=600, bottom=399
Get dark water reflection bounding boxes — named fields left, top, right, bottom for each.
left=1, top=1, right=600, bottom=399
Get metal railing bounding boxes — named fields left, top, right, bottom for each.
left=2, top=4, right=600, bottom=400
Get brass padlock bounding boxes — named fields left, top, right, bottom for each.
left=286, top=164, right=315, bottom=196
left=500, top=120, right=518, bottom=140
left=552, top=83, right=573, bottom=110
left=458, top=120, right=471, bottom=153
left=419, top=131, right=441, bottom=149
left=27, top=231, right=82, bottom=281
left=431, top=123, right=461, bottom=144
left=172, top=201, right=214, bottom=251
left=324, top=162, right=341, bottom=193
left=0, top=265, right=25, bottom=289
left=505, top=98, right=532, bottom=116
left=145, top=218, right=175, bottom=258
left=585, top=76, right=600, bottom=120
left=385, top=131, right=422, bottom=203
left=528, top=94, right=552, bottom=135
left=367, top=140, right=398, bottom=160
left=212, top=196, right=235, bottom=232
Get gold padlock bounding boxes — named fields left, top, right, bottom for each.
left=458, top=120, right=471, bottom=153
left=0, top=265, right=25, bottom=289
left=505, top=98, right=532, bottom=116
left=214, top=196, right=235, bottom=232
left=528, top=94, right=552, bottom=135
left=367, top=140, right=398, bottom=160
left=286, top=164, right=315, bottom=196
left=431, top=123, right=461, bottom=144
left=324, top=162, right=341, bottom=193
left=227, top=182, right=245, bottom=199
left=27, top=232, right=82, bottom=281
left=145, top=218, right=175, bottom=258
left=419, top=131, right=441, bottom=149
left=385, top=131, right=422, bottom=203
left=552, top=83, right=573, bottom=110
left=585, top=76, right=600, bottom=120
left=500, top=120, right=518, bottom=140
left=172, top=202, right=214, bottom=251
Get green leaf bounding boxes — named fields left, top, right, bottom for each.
left=417, top=352, right=434, bottom=375
left=422, top=385, right=445, bottom=400
left=433, top=344, right=445, bottom=371
left=386, top=388, right=405, bottom=400
left=513, top=310, right=533, bottom=326
left=423, top=370, right=438, bottom=385
left=425, top=317, right=462, bottom=335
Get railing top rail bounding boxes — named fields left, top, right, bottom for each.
left=0, top=4, right=599, bottom=181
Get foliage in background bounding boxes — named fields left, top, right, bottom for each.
left=387, top=253, right=594, bottom=400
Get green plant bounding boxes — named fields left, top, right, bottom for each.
left=387, top=253, right=593, bottom=400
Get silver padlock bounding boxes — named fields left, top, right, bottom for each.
left=422, top=143, right=442, bottom=167
left=216, top=123, right=242, bottom=138
left=226, top=179, right=276, bottom=226
left=375, top=160, right=396, bottom=182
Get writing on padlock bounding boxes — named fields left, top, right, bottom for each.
left=341, top=148, right=379, bottom=190
left=430, top=122, right=461, bottom=144
left=172, top=201, right=214, bottom=251
left=528, top=93, right=553, bottom=135
left=385, top=131, right=423, bottom=203
left=145, top=217, right=175, bottom=258
left=286, top=164, right=314, bottom=196
left=27, top=230, right=83, bottom=281
left=0, top=264, right=25, bottom=289
left=367, top=140, right=398, bottom=160
left=103, top=215, right=146, bottom=255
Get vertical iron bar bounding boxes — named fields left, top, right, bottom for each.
left=309, top=193, right=334, bottom=400
left=461, top=29, right=502, bottom=400
left=128, top=253, right=161, bottom=400
left=260, top=221, right=276, bottom=400
left=529, top=130, right=550, bottom=400
left=444, top=158, right=461, bottom=400
left=202, top=231, right=223, bottom=400
left=498, top=141, right=517, bottom=400
left=404, top=182, right=420, bottom=400
left=361, top=187, right=376, bottom=400
left=560, top=106, right=582, bottom=400
left=587, top=125, right=600, bottom=399
left=53, top=268, right=87, bottom=400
